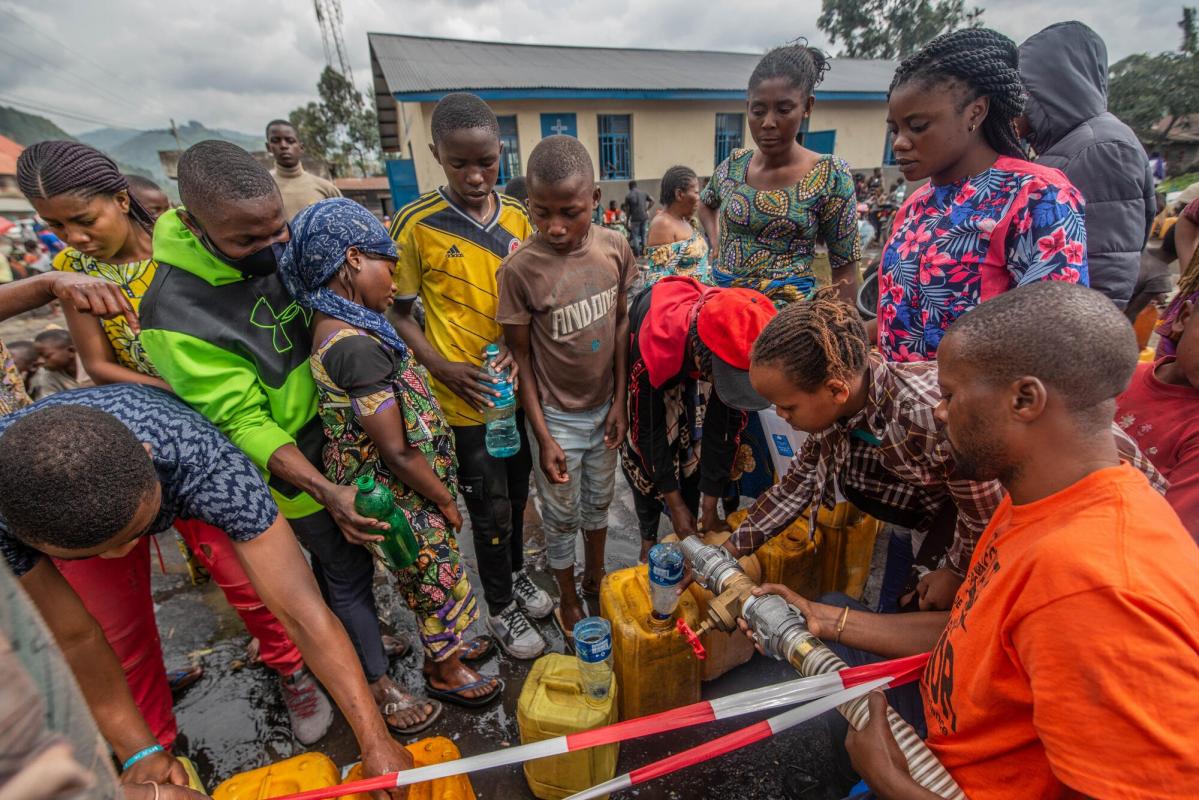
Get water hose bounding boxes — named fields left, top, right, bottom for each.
left=680, top=537, right=965, bottom=799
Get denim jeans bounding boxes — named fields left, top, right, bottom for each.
left=527, top=402, right=618, bottom=570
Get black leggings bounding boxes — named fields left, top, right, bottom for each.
left=452, top=413, right=532, bottom=611
left=289, top=508, right=387, bottom=682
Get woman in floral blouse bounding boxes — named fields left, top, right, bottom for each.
left=699, top=43, right=860, bottom=308
left=878, top=28, right=1087, bottom=362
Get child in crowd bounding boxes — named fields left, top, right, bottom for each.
left=498, top=135, right=635, bottom=637
left=733, top=288, right=1166, bottom=609
left=1117, top=270, right=1199, bottom=540
left=125, top=175, right=172, bottom=220
left=280, top=197, right=501, bottom=711
left=29, top=329, right=80, bottom=400
left=390, top=92, right=552, bottom=660
left=6, top=340, right=37, bottom=387
left=855, top=202, right=875, bottom=255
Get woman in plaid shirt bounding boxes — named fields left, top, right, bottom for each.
left=731, top=289, right=1165, bottom=608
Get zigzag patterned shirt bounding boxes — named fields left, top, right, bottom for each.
left=0, top=384, right=278, bottom=577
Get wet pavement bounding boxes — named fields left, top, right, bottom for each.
left=153, top=479, right=886, bottom=800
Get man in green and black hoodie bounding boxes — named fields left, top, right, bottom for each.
left=140, top=141, right=438, bottom=756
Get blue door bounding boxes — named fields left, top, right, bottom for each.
left=541, top=113, right=577, bottom=138
left=803, top=129, right=837, bottom=155
left=386, top=158, right=420, bottom=210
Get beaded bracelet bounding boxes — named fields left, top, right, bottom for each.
left=122, top=744, right=164, bottom=771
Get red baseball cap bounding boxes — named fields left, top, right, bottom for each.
left=696, top=288, right=777, bottom=410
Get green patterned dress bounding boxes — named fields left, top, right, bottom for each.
left=311, top=326, right=476, bottom=661
left=700, top=149, right=860, bottom=306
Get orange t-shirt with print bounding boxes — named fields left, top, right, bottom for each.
left=920, top=464, right=1199, bottom=799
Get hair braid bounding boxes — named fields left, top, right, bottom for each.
left=17, top=140, right=155, bottom=231
left=749, top=39, right=831, bottom=99
left=16, top=137, right=155, bottom=230
left=890, top=28, right=1027, bottom=159
left=750, top=287, right=868, bottom=391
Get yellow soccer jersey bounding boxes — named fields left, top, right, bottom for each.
left=391, top=188, right=533, bottom=426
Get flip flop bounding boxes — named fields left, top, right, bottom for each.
left=378, top=686, right=443, bottom=736
left=553, top=607, right=576, bottom=654
left=167, top=666, right=203, bottom=696
left=459, top=636, right=494, bottom=663
left=424, top=677, right=505, bottom=709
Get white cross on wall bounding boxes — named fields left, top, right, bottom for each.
left=550, top=118, right=570, bottom=135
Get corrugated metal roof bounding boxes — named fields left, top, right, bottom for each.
left=367, top=33, right=895, bottom=97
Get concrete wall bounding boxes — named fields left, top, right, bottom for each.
left=389, top=96, right=890, bottom=195
left=808, top=100, right=890, bottom=174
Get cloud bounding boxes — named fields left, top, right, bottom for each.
left=0, top=0, right=1184, bottom=135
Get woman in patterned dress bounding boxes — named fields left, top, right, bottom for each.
left=699, top=43, right=861, bottom=308
left=279, top=197, right=503, bottom=711
left=645, top=165, right=711, bottom=287
left=878, top=28, right=1087, bottom=362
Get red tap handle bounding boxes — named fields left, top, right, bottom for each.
left=676, top=618, right=707, bottom=660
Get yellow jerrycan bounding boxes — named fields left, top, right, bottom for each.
left=818, top=504, right=882, bottom=598
left=211, top=752, right=341, bottom=800
left=737, top=508, right=822, bottom=598
left=341, top=737, right=475, bottom=800
left=682, top=529, right=761, bottom=681
left=599, top=563, right=702, bottom=720
left=517, top=653, right=619, bottom=800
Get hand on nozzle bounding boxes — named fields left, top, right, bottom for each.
left=739, top=583, right=833, bottom=641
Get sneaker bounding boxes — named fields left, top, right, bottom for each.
left=280, top=667, right=334, bottom=745
left=487, top=601, right=547, bottom=660
left=512, top=570, right=554, bottom=619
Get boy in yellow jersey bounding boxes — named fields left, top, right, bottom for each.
left=390, top=93, right=552, bottom=659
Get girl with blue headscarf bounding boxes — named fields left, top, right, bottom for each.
left=279, top=198, right=502, bottom=710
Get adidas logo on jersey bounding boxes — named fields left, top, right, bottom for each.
left=446, top=244, right=464, bottom=258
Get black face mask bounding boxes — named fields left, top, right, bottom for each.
left=195, top=223, right=289, bottom=278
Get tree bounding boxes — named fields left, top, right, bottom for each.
left=287, top=66, right=380, bottom=178
left=1109, top=8, right=1199, bottom=144
left=816, top=0, right=983, bottom=60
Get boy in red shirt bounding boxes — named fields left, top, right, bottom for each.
left=752, top=283, right=1199, bottom=799
left=1119, top=280, right=1199, bottom=540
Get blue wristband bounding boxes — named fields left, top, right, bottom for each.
left=122, top=744, right=164, bottom=771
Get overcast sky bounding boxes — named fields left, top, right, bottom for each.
left=0, top=0, right=1186, bottom=136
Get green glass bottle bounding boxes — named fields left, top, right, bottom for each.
left=353, top=473, right=419, bottom=569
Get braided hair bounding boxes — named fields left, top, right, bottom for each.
left=749, top=40, right=831, bottom=99
left=751, top=287, right=869, bottom=391
left=889, top=28, right=1028, bottom=159
left=17, top=140, right=155, bottom=231
left=659, top=165, right=697, bottom=206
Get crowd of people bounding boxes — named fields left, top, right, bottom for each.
left=0, top=19, right=1197, bottom=800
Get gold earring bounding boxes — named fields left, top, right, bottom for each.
left=969, top=123, right=977, bottom=132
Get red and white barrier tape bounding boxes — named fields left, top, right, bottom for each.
left=565, top=678, right=892, bottom=800
left=268, top=653, right=928, bottom=800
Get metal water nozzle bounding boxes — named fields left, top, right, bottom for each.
left=740, top=593, right=821, bottom=663
left=679, top=536, right=762, bottom=638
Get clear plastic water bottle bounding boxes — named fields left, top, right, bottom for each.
left=648, top=542, right=685, bottom=621
left=573, top=616, right=613, bottom=706
left=482, top=343, right=520, bottom=458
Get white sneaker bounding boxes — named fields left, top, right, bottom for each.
left=280, top=667, right=334, bottom=745
left=487, top=601, right=547, bottom=659
left=512, top=570, right=554, bottom=619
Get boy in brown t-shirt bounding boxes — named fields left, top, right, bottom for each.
left=497, top=135, right=636, bottom=637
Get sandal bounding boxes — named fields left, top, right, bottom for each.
left=459, top=636, right=494, bottom=663
left=580, top=577, right=604, bottom=599
left=377, top=685, right=442, bottom=735
left=424, top=676, right=504, bottom=709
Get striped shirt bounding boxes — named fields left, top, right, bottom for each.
left=391, top=189, right=532, bottom=426
left=729, top=354, right=1167, bottom=574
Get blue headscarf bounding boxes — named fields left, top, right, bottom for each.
left=278, top=197, right=408, bottom=355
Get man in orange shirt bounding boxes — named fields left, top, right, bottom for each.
left=754, top=282, right=1199, bottom=799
